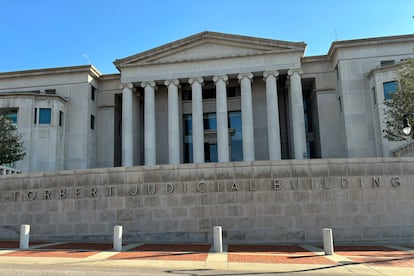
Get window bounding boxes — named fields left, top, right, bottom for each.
left=3, top=109, right=18, bottom=124
left=39, top=108, right=51, bottom=124
left=203, top=113, right=216, bottom=130
left=381, top=60, right=395, bottom=67
left=338, top=96, right=342, bottom=112
left=90, top=114, right=95, bottom=130
left=227, top=87, right=240, bottom=97
left=204, top=143, right=218, bottom=162
left=202, top=88, right=215, bottom=99
left=372, top=87, right=377, bottom=105
left=34, top=108, right=37, bottom=124
left=91, top=86, right=96, bottom=101
left=228, top=111, right=243, bottom=161
left=383, top=81, right=397, bottom=100
left=183, top=114, right=193, bottom=163
left=182, top=90, right=192, bottom=101
left=59, top=111, right=64, bottom=127
left=45, top=89, right=56, bottom=94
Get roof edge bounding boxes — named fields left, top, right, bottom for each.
left=113, top=31, right=306, bottom=68
left=327, top=33, right=414, bottom=59
left=0, top=65, right=102, bottom=79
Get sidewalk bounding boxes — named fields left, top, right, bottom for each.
left=0, top=241, right=414, bottom=275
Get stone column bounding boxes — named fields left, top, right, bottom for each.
left=263, top=70, right=282, bottom=160
left=188, top=77, right=204, bottom=163
left=141, top=81, right=157, bottom=165
left=165, top=79, right=180, bottom=164
left=237, top=73, right=255, bottom=161
left=121, top=83, right=134, bottom=167
left=288, top=69, right=307, bottom=159
left=213, top=75, right=230, bottom=162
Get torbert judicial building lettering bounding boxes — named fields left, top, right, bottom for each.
left=1, top=31, right=414, bottom=172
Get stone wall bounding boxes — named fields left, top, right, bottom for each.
left=0, top=158, right=413, bottom=244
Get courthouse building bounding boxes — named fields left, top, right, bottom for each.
left=1, top=31, right=413, bottom=173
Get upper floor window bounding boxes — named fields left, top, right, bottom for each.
left=380, top=60, right=395, bottom=67
left=91, top=86, right=96, bottom=101
left=2, top=109, right=18, bottom=124
left=39, top=108, right=51, bottom=124
left=90, top=114, right=95, bottom=130
left=59, top=111, right=64, bottom=127
left=203, top=113, right=216, bottom=130
left=383, top=81, right=398, bottom=100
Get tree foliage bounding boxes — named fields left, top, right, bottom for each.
left=383, top=59, right=414, bottom=141
left=0, top=113, right=26, bottom=165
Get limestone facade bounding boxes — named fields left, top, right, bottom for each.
left=0, top=158, right=412, bottom=244
left=1, top=32, right=414, bottom=172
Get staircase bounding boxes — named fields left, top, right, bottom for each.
left=0, top=165, right=21, bottom=175
left=391, top=140, right=414, bottom=157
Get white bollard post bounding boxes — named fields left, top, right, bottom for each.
left=213, top=226, right=223, bottom=253
left=113, top=225, right=123, bottom=251
left=323, top=228, right=334, bottom=255
left=20, top=224, right=30, bottom=249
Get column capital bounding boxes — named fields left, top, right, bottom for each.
left=287, top=68, right=304, bottom=77
left=213, top=75, right=228, bottom=84
left=141, top=81, right=156, bottom=88
left=188, top=77, right=204, bottom=85
left=164, top=79, right=180, bottom=87
left=263, top=70, right=279, bottom=80
left=237, top=72, right=254, bottom=82
left=120, top=82, right=134, bottom=90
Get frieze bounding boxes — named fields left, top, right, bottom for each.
left=0, top=176, right=402, bottom=202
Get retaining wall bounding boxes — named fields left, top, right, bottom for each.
left=0, top=158, right=413, bottom=244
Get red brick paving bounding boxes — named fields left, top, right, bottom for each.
left=0, top=241, right=47, bottom=249
left=131, top=244, right=211, bottom=252
left=227, top=245, right=335, bottom=265
left=0, top=241, right=413, bottom=267
left=228, top=254, right=336, bottom=264
left=110, top=244, right=211, bottom=261
left=41, top=242, right=113, bottom=251
left=228, top=245, right=307, bottom=253
left=2, top=250, right=97, bottom=258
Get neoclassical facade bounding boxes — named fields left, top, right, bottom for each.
left=1, top=31, right=413, bottom=172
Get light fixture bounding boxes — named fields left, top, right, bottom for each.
left=402, top=113, right=414, bottom=135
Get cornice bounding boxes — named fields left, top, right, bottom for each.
left=0, top=92, right=68, bottom=102
left=0, top=65, right=102, bottom=80
left=114, top=31, right=306, bottom=69
left=327, top=33, right=414, bottom=60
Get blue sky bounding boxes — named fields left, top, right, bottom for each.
left=1, top=0, right=413, bottom=74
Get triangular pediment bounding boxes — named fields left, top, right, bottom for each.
left=114, top=31, right=306, bottom=68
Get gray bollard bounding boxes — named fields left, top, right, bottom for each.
left=20, top=224, right=30, bottom=249
left=323, top=228, right=334, bottom=255
left=213, top=226, right=223, bottom=253
left=113, top=225, right=123, bottom=251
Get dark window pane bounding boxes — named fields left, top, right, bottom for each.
left=203, top=88, right=215, bottom=99
left=182, top=90, right=192, bottom=101
left=91, top=86, right=96, bottom=101
left=91, top=114, right=95, bottom=130
left=228, top=111, right=243, bottom=161
left=203, top=113, right=216, bottom=130
left=39, top=108, right=51, bottom=124
left=4, top=110, right=17, bottom=124
left=383, top=81, right=397, bottom=100
left=59, top=111, right=64, bottom=127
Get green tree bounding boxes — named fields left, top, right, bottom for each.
left=383, top=59, right=414, bottom=141
left=0, top=113, right=26, bottom=165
